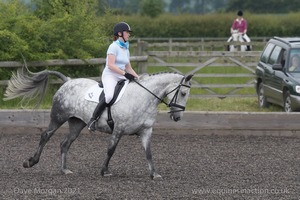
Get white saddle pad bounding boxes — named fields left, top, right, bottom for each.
left=84, top=80, right=129, bottom=104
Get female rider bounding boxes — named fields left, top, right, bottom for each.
left=230, top=10, right=251, bottom=51
left=87, top=22, right=139, bottom=131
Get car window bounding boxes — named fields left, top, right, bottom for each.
left=281, top=49, right=287, bottom=67
left=261, top=43, right=275, bottom=63
left=288, top=48, right=300, bottom=72
left=269, top=46, right=282, bottom=65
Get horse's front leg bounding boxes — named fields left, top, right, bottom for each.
left=140, top=127, right=162, bottom=179
left=101, top=133, right=121, bottom=176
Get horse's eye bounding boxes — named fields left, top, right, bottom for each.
left=181, top=92, right=186, bottom=96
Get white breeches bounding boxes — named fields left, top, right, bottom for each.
left=242, top=34, right=251, bottom=42
left=228, top=33, right=251, bottom=42
left=102, top=75, right=124, bottom=104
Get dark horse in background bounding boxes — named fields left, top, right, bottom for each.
left=4, top=68, right=193, bottom=179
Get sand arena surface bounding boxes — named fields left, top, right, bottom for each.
left=0, top=127, right=299, bottom=199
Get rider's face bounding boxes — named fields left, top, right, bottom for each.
left=121, top=31, right=130, bottom=41
left=119, top=31, right=130, bottom=42
left=118, top=31, right=130, bottom=42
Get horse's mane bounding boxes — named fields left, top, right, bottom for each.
left=139, top=72, right=183, bottom=81
left=149, top=71, right=182, bottom=76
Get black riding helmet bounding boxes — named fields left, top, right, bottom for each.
left=113, top=22, right=132, bottom=36
left=237, top=10, right=243, bottom=16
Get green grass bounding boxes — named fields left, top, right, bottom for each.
left=158, top=97, right=283, bottom=112
left=187, top=97, right=282, bottom=112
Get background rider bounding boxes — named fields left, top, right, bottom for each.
left=231, top=10, right=251, bottom=51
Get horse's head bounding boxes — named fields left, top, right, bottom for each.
left=166, top=74, right=193, bottom=122
left=231, top=29, right=240, bottom=42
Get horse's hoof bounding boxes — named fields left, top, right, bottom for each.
left=61, top=169, right=73, bottom=175
left=101, top=170, right=112, bottom=177
left=23, top=160, right=30, bottom=168
left=103, top=171, right=112, bottom=177
left=23, top=157, right=36, bottom=168
left=103, top=173, right=112, bottom=177
left=151, top=173, right=163, bottom=180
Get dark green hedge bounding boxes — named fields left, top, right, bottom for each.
left=124, top=12, right=300, bottom=38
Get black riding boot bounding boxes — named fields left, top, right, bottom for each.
left=87, top=98, right=107, bottom=131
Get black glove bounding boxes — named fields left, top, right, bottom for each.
left=124, top=72, right=135, bottom=81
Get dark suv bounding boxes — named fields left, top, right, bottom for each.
left=255, top=37, right=300, bottom=112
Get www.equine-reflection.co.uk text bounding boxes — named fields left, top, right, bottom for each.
left=192, top=187, right=290, bottom=195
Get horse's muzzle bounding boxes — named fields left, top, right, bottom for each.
left=170, top=114, right=181, bottom=122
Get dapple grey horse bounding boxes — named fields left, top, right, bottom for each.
left=4, top=68, right=193, bottom=179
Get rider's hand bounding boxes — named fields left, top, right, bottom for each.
left=124, top=72, right=135, bottom=81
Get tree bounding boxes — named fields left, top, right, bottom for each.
left=30, top=0, right=105, bottom=59
left=192, top=0, right=229, bottom=14
left=0, top=0, right=110, bottom=62
left=0, top=30, right=28, bottom=61
left=169, top=0, right=191, bottom=14
left=33, top=0, right=98, bottom=19
left=124, top=0, right=141, bottom=14
left=140, top=0, right=164, bottom=18
left=0, top=0, right=41, bottom=61
left=227, top=0, right=300, bottom=13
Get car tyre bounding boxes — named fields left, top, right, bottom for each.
left=284, top=91, right=292, bottom=112
left=258, top=83, right=269, bottom=108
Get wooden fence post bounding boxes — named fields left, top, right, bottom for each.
left=136, top=41, right=148, bottom=74
left=169, top=38, right=172, bottom=52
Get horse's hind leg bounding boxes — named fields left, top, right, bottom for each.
left=140, top=127, right=162, bottom=179
left=23, top=119, right=63, bottom=168
left=60, top=117, right=86, bottom=174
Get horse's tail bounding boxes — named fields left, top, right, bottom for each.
left=3, top=67, right=70, bottom=108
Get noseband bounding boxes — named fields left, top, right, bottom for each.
left=133, top=77, right=191, bottom=113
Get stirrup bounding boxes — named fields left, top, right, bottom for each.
left=87, top=119, right=97, bottom=131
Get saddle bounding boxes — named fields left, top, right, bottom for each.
left=98, top=79, right=126, bottom=130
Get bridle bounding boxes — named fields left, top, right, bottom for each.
left=133, top=76, right=191, bottom=113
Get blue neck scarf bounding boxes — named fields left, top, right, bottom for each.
left=116, top=39, right=129, bottom=49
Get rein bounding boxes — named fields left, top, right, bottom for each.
left=132, top=77, right=190, bottom=112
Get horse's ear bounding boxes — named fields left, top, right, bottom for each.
left=185, top=74, right=193, bottom=82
